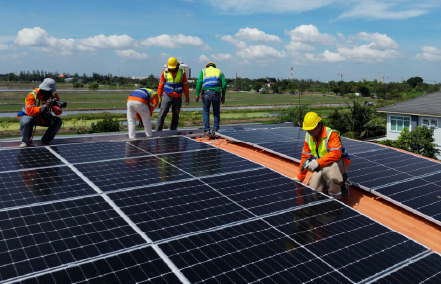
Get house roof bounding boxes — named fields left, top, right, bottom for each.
left=377, top=91, right=441, bottom=117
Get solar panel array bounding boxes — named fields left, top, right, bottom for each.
left=220, top=126, right=441, bottom=227
left=0, top=135, right=436, bottom=283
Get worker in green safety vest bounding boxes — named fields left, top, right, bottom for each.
left=195, top=62, right=226, bottom=136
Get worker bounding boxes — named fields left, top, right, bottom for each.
left=293, top=112, right=350, bottom=199
left=127, top=88, right=161, bottom=139
left=17, top=78, right=64, bottom=147
left=155, top=57, right=189, bottom=131
left=195, top=62, right=226, bottom=135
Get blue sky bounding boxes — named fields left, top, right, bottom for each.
left=0, top=0, right=440, bottom=82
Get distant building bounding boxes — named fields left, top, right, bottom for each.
left=58, top=74, right=66, bottom=78
left=131, top=76, right=149, bottom=80
left=163, top=62, right=191, bottom=78
left=265, top=82, right=276, bottom=87
left=65, top=78, right=83, bottom=83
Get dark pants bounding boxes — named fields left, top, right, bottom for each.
left=155, top=94, right=182, bottom=131
left=202, top=90, right=221, bottom=131
left=20, top=115, right=62, bottom=144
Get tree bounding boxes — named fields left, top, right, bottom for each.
left=88, top=82, right=99, bottom=89
left=406, top=77, right=423, bottom=89
left=252, top=81, right=262, bottom=91
left=343, top=99, right=385, bottom=139
left=327, top=109, right=347, bottom=134
left=299, top=82, right=308, bottom=94
left=271, top=82, right=279, bottom=93
left=332, top=87, right=341, bottom=96
left=358, top=85, right=370, bottom=97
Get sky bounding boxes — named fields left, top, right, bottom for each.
left=0, top=0, right=440, bottom=82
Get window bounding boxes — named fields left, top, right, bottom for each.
left=391, top=116, right=410, bottom=131
left=422, top=118, right=438, bottom=128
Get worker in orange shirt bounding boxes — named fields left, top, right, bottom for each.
left=155, top=57, right=190, bottom=131
left=17, top=78, right=65, bottom=147
left=293, top=112, right=351, bottom=199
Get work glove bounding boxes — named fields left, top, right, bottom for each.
left=305, top=159, right=319, bottom=171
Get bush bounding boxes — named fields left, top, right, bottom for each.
left=88, top=82, right=99, bottom=89
left=376, top=126, right=439, bottom=159
left=73, top=82, right=83, bottom=88
left=327, top=109, right=347, bottom=134
left=276, top=105, right=309, bottom=126
left=89, top=117, right=121, bottom=133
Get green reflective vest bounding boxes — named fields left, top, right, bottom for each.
left=305, top=127, right=341, bottom=159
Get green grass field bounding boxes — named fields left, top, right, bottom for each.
left=0, top=89, right=375, bottom=112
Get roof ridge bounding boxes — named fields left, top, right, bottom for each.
left=377, top=91, right=441, bottom=111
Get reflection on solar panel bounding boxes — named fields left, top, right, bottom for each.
left=370, top=253, right=441, bottom=283
left=0, top=135, right=434, bottom=283
left=12, top=247, right=181, bottom=284
left=220, top=126, right=441, bottom=227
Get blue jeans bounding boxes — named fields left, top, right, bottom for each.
left=19, top=115, right=62, bottom=144
left=202, top=90, right=221, bottom=131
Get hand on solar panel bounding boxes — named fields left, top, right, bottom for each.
left=305, top=159, right=319, bottom=171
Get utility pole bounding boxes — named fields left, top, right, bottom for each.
left=290, top=67, right=293, bottom=82
left=337, top=72, right=350, bottom=81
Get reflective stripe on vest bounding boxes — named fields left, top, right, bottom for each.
left=305, top=127, right=341, bottom=159
left=24, top=89, right=57, bottom=110
left=202, top=67, right=221, bottom=88
left=129, top=88, right=154, bottom=101
left=164, top=68, right=184, bottom=94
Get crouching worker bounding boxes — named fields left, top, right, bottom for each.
left=17, top=78, right=65, bottom=147
left=293, top=112, right=350, bottom=199
left=127, top=88, right=160, bottom=139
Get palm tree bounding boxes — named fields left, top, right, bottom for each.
left=343, top=99, right=385, bottom=139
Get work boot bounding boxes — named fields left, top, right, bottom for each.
left=212, top=128, right=218, bottom=134
left=204, top=130, right=211, bottom=136
left=19, top=142, right=29, bottom=147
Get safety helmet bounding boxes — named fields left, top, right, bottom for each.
left=302, top=112, right=322, bottom=130
left=206, top=62, right=216, bottom=68
left=167, top=57, right=178, bottom=69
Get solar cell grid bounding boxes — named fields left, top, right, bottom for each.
left=370, top=252, right=441, bottom=284
left=0, top=147, right=63, bottom=172
left=160, top=218, right=352, bottom=284
left=132, top=136, right=213, bottom=155
left=74, top=155, right=192, bottom=192
left=263, top=201, right=429, bottom=283
left=107, top=179, right=255, bottom=242
left=162, top=148, right=261, bottom=177
left=13, top=247, right=181, bottom=284
left=201, top=168, right=329, bottom=216
left=0, top=166, right=96, bottom=210
left=0, top=196, right=146, bottom=282
left=55, top=141, right=152, bottom=164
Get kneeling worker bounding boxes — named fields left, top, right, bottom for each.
left=127, top=88, right=160, bottom=139
left=17, top=78, right=65, bottom=147
left=293, top=112, right=350, bottom=199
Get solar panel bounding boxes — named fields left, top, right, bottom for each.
left=370, top=252, right=441, bottom=284
left=159, top=201, right=428, bottom=284
left=0, top=196, right=146, bottom=282
left=0, top=135, right=436, bottom=283
left=200, top=168, right=329, bottom=216
left=0, top=166, right=96, bottom=210
left=11, top=246, right=181, bottom=284
left=0, top=147, right=63, bottom=172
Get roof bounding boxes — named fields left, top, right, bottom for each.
left=377, top=91, right=441, bottom=117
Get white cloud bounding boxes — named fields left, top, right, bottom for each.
left=235, top=27, right=282, bottom=44
left=285, top=41, right=315, bottom=51
left=211, top=53, right=235, bottom=61
left=285, top=25, right=337, bottom=45
left=205, top=0, right=432, bottom=21
left=198, top=54, right=210, bottom=62
left=336, top=1, right=428, bottom=20
left=235, top=45, right=286, bottom=60
left=115, top=49, right=148, bottom=60
left=140, top=34, right=210, bottom=50
left=219, top=35, right=247, bottom=49
left=14, top=27, right=135, bottom=53
left=353, top=32, right=399, bottom=50
left=416, top=46, right=441, bottom=61
left=337, top=44, right=402, bottom=62
left=304, top=50, right=345, bottom=62
left=0, top=44, right=13, bottom=51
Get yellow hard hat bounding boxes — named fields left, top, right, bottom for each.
left=206, top=62, right=216, bottom=68
left=302, top=112, right=322, bottom=130
left=167, top=57, right=178, bottom=69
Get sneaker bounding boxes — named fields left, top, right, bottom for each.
left=19, top=142, right=29, bottom=147
left=212, top=128, right=219, bottom=134
left=204, top=130, right=211, bottom=136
